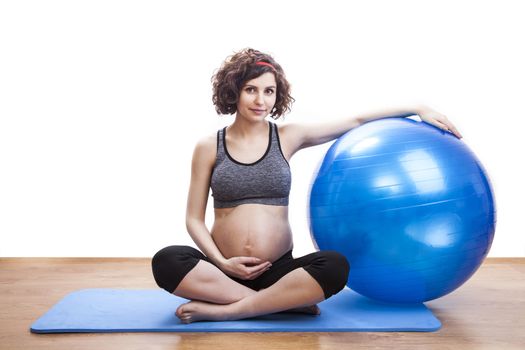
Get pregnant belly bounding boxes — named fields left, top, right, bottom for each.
left=211, top=204, right=293, bottom=263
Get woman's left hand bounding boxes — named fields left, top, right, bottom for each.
left=417, top=106, right=463, bottom=139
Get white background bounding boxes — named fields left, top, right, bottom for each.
left=1, top=0, right=523, bottom=257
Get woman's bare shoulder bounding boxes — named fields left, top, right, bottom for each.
left=192, top=132, right=218, bottom=164
left=275, top=122, right=303, bottom=158
left=195, top=132, right=217, bottom=149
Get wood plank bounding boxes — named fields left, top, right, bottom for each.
left=1, top=258, right=524, bottom=350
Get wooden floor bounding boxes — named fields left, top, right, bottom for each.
left=0, top=258, right=524, bottom=350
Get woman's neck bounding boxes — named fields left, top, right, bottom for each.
left=228, top=118, right=269, bottom=139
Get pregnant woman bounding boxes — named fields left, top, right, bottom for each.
left=151, top=48, right=461, bottom=323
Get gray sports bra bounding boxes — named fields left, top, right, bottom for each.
left=210, top=122, right=292, bottom=208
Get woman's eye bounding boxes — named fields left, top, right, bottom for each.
left=266, top=89, right=274, bottom=94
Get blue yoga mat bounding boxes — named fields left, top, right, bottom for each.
left=30, top=288, right=441, bottom=333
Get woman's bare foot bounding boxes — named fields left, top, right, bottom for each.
left=176, top=300, right=233, bottom=324
left=175, top=301, right=320, bottom=324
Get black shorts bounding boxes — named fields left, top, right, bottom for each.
left=151, top=245, right=350, bottom=300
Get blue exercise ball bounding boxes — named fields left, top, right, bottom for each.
left=309, top=118, right=496, bottom=303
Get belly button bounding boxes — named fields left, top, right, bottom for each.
left=244, top=244, right=253, bottom=255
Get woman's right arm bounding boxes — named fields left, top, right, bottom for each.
left=185, top=135, right=227, bottom=267
left=185, top=135, right=272, bottom=279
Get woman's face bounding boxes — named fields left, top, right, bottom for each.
left=236, top=72, right=277, bottom=121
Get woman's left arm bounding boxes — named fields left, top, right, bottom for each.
left=281, top=105, right=462, bottom=155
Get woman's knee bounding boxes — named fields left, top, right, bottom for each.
left=151, top=245, right=203, bottom=293
left=325, top=250, right=350, bottom=284
left=305, top=250, right=350, bottom=299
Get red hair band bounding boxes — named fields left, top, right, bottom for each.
left=255, top=61, right=277, bottom=71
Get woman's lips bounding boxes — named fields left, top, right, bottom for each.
left=250, top=109, right=266, bottom=115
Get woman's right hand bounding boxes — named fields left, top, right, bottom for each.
left=220, top=256, right=272, bottom=280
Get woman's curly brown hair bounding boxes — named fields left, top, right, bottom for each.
left=211, top=48, right=294, bottom=119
